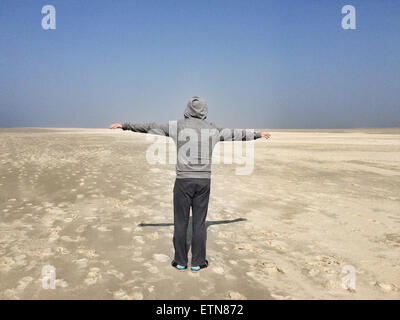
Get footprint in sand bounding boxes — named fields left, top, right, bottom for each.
left=97, top=226, right=112, bottom=232
left=133, top=236, right=145, bottom=244
left=132, top=257, right=145, bottom=263
left=77, top=248, right=98, bottom=258
left=246, top=262, right=284, bottom=283
left=73, top=258, right=88, bottom=269
left=323, top=279, right=344, bottom=290
left=308, top=268, right=320, bottom=277
left=76, top=225, right=86, bottom=233
left=270, top=293, right=292, bottom=300
left=55, top=247, right=70, bottom=255
left=200, top=284, right=216, bottom=296
left=107, top=269, right=125, bottom=280
left=61, top=235, right=84, bottom=242
left=4, top=274, right=27, bottom=298
left=131, top=291, right=144, bottom=300
left=16, top=276, right=34, bottom=292
left=217, top=231, right=236, bottom=240
left=153, top=254, right=169, bottom=262
left=227, top=291, right=247, bottom=300
left=84, top=268, right=102, bottom=286
left=113, top=289, right=132, bottom=300
left=212, top=266, right=225, bottom=275
left=266, top=240, right=286, bottom=251
left=372, top=281, right=399, bottom=292
left=315, top=255, right=340, bottom=267
left=64, top=215, right=78, bottom=223
left=48, top=230, right=60, bottom=242
left=143, top=263, right=159, bottom=274
left=55, top=279, right=69, bottom=288
left=259, top=261, right=284, bottom=274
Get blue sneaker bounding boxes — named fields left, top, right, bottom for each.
left=171, top=260, right=187, bottom=271
left=191, top=260, right=209, bottom=272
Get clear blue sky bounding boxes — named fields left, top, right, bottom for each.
left=0, top=0, right=399, bottom=128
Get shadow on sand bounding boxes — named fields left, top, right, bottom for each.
left=139, top=217, right=246, bottom=245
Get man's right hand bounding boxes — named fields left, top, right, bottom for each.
left=109, top=123, right=122, bottom=129
left=260, top=131, right=271, bottom=139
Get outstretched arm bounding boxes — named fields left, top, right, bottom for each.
left=215, top=126, right=271, bottom=141
left=109, top=122, right=169, bottom=137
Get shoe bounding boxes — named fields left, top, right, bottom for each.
left=191, top=260, right=209, bottom=272
left=171, top=260, right=187, bottom=271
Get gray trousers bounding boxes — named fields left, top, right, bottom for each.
left=173, top=178, right=211, bottom=266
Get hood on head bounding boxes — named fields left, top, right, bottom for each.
left=184, top=96, right=208, bottom=120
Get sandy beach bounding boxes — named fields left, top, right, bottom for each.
left=0, top=128, right=399, bottom=300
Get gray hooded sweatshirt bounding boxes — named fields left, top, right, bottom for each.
left=122, top=96, right=261, bottom=179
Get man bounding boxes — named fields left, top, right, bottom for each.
left=109, top=96, right=270, bottom=272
